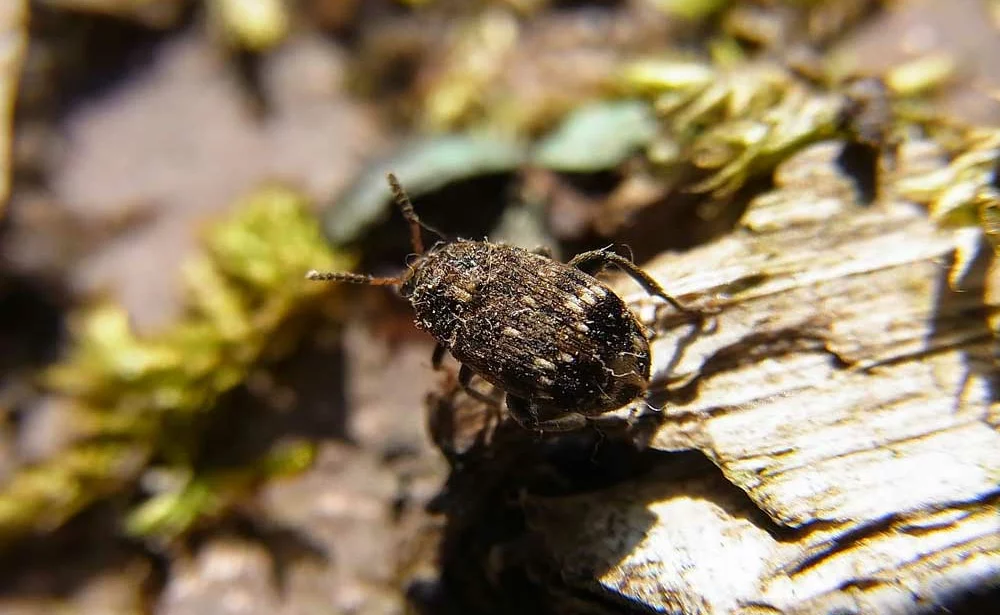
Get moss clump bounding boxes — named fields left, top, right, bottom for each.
left=0, top=185, right=349, bottom=542
left=896, top=129, right=1000, bottom=246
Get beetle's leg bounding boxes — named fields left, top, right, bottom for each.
left=505, top=395, right=536, bottom=428
left=506, top=396, right=588, bottom=433
left=459, top=364, right=501, bottom=408
left=306, top=271, right=400, bottom=286
left=431, top=343, right=447, bottom=370
left=459, top=365, right=504, bottom=433
left=568, top=249, right=698, bottom=317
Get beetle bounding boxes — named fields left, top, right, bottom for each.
left=308, top=173, right=702, bottom=431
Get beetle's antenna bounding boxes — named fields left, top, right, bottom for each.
left=386, top=172, right=447, bottom=255
left=306, top=270, right=399, bottom=286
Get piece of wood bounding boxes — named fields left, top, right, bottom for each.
left=522, top=142, right=1000, bottom=614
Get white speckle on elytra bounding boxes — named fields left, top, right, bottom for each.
left=451, top=287, right=473, bottom=302
left=564, top=298, right=586, bottom=315
left=534, top=357, right=557, bottom=371
left=578, top=290, right=598, bottom=306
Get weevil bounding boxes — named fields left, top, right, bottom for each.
left=308, top=173, right=702, bottom=432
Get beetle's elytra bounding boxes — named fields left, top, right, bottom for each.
left=308, top=173, right=701, bottom=431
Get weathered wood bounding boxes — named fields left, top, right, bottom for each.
left=522, top=142, right=1000, bottom=614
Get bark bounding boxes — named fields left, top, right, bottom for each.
left=431, top=144, right=1000, bottom=615
left=518, top=142, right=1000, bottom=614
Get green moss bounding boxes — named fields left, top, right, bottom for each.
left=622, top=59, right=854, bottom=197
left=897, top=129, right=1000, bottom=240
left=0, top=185, right=349, bottom=542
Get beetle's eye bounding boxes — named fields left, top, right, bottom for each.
left=400, top=272, right=418, bottom=298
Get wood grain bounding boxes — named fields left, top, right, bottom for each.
left=524, top=141, right=1000, bottom=614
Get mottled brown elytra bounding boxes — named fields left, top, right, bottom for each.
left=308, top=173, right=701, bottom=431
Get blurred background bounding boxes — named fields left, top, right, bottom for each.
left=0, top=0, right=997, bottom=613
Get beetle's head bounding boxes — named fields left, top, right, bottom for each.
left=398, top=239, right=448, bottom=299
